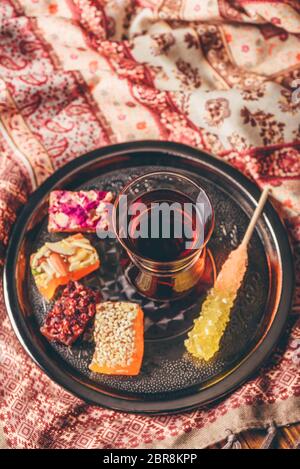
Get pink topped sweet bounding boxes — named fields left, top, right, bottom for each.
left=48, top=190, right=114, bottom=233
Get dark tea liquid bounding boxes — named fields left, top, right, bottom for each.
left=126, top=189, right=202, bottom=262
left=118, top=187, right=214, bottom=301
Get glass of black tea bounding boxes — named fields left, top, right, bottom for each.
left=113, top=171, right=214, bottom=301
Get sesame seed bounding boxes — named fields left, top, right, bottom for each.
left=91, top=302, right=139, bottom=369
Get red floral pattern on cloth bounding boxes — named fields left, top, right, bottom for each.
left=0, top=287, right=299, bottom=448
left=0, top=0, right=299, bottom=448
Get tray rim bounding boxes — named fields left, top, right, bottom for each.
left=3, top=140, right=294, bottom=414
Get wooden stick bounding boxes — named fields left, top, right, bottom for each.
left=242, top=186, right=270, bottom=247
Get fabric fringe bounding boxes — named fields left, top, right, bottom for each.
left=259, top=422, right=277, bottom=449
left=221, top=422, right=279, bottom=449
left=221, top=430, right=242, bottom=449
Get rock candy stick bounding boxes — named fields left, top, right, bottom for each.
left=185, top=187, right=270, bottom=361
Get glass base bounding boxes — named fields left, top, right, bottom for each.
left=121, top=248, right=216, bottom=341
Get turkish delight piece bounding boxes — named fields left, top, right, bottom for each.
left=40, top=281, right=101, bottom=345
left=89, top=302, right=144, bottom=376
left=30, top=234, right=100, bottom=300
left=48, top=190, right=114, bottom=233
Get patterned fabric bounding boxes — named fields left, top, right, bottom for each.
left=0, top=0, right=299, bottom=449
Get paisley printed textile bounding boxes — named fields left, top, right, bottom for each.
left=0, top=0, right=299, bottom=449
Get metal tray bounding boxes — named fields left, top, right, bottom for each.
left=3, top=141, right=294, bottom=413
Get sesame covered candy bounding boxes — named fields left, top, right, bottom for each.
left=89, top=302, right=144, bottom=376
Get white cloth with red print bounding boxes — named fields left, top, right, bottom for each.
left=0, top=0, right=299, bottom=449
